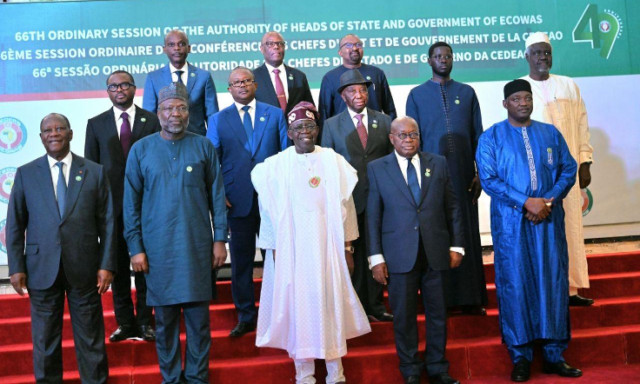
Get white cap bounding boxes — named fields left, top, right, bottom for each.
left=525, top=32, right=551, bottom=49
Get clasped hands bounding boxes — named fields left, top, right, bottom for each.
left=524, top=197, right=554, bottom=224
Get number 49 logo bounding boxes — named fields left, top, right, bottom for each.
left=572, top=4, right=623, bottom=59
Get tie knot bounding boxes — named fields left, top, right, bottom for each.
left=242, top=105, right=250, bottom=112
left=175, top=70, right=184, bottom=76
left=355, top=114, right=364, bottom=123
left=56, top=161, right=64, bottom=170
left=273, top=68, right=280, bottom=75
left=121, top=112, right=129, bottom=119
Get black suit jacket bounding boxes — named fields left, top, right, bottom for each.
left=321, top=108, right=392, bottom=214
left=84, top=106, right=160, bottom=214
left=6, top=153, right=116, bottom=289
left=253, top=63, right=315, bottom=114
left=367, top=152, right=464, bottom=272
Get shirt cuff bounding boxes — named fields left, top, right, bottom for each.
left=450, top=247, right=465, bottom=256
left=368, top=254, right=385, bottom=270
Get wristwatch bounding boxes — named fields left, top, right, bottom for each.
left=345, top=246, right=355, bottom=253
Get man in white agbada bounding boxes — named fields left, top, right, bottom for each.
left=522, top=32, right=595, bottom=306
left=251, top=101, right=371, bottom=384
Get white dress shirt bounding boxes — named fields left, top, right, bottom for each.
left=47, top=151, right=72, bottom=200
left=235, top=99, right=257, bottom=127
left=264, top=62, right=289, bottom=102
left=112, top=104, right=136, bottom=139
left=347, top=108, right=368, bottom=133
left=169, top=62, right=189, bottom=84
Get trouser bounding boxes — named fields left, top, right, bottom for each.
left=228, top=207, right=261, bottom=323
left=351, top=212, right=386, bottom=316
left=294, top=358, right=345, bottom=384
left=388, top=239, right=449, bottom=378
left=154, top=301, right=211, bottom=384
left=29, top=263, right=108, bottom=384
left=112, top=216, right=152, bottom=327
left=507, top=339, right=569, bottom=364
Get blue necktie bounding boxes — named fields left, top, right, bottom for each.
left=406, top=158, right=421, bottom=204
left=242, top=105, right=253, bottom=151
left=56, top=162, right=67, bottom=217
left=175, top=70, right=184, bottom=85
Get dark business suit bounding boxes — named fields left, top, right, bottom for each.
left=143, top=63, right=218, bottom=136
left=207, top=101, right=288, bottom=323
left=85, top=106, right=160, bottom=329
left=6, top=153, right=115, bottom=384
left=367, top=151, right=463, bottom=379
left=253, top=63, right=315, bottom=115
left=321, top=108, right=392, bottom=316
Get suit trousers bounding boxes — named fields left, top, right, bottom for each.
left=351, top=212, right=386, bottom=316
left=387, top=240, right=449, bottom=378
left=154, top=301, right=211, bottom=384
left=111, top=216, right=152, bottom=327
left=507, top=339, right=569, bottom=364
left=28, top=263, right=108, bottom=384
left=228, top=202, right=261, bottom=323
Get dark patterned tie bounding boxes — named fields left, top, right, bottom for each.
left=272, top=68, right=287, bottom=112
left=175, top=70, right=184, bottom=84
left=406, top=159, right=421, bottom=204
left=120, top=112, right=132, bottom=158
left=56, top=162, right=67, bottom=217
left=355, top=114, right=368, bottom=149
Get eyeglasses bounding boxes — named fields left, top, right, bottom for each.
left=166, top=41, right=188, bottom=48
left=229, top=79, right=255, bottom=88
left=340, top=42, right=364, bottom=50
left=41, top=126, right=69, bottom=134
left=160, top=106, right=189, bottom=113
left=107, top=82, right=135, bottom=92
left=391, top=132, right=420, bottom=140
left=289, top=123, right=318, bottom=132
left=263, top=41, right=285, bottom=48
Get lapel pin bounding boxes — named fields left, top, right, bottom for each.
left=260, top=116, right=265, bottom=122
left=372, top=119, right=378, bottom=129
left=75, top=175, right=82, bottom=181
left=140, top=117, right=146, bottom=122
left=547, top=148, right=553, bottom=164
left=190, top=73, right=195, bottom=77
left=78, top=170, right=83, bottom=174
left=425, top=168, right=431, bottom=177
left=186, top=166, right=193, bottom=172
left=455, top=96, right=460, bottom=105
left=366, top=76, right=371, bottom=80
left=288, top=74, right=294, bottom=81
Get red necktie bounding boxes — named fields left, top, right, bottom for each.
left=355, top=114, right=368, bottom=149
left=272, top=68, right=287, bottom=112
left=120, top=112, right=132, bottom=158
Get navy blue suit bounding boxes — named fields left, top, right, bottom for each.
left=367, top=151, right=463, bottom=378
left=143, top=63, right=219, bottom=136
left=253, top=63, right=315, bottom=115
left=6, top=153, right=115, bottom=383
left=207, top=101, right=288, bottom=322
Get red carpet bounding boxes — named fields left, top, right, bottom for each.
left=1, top=251, right=639, bottom=383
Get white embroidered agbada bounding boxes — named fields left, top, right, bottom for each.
left=523, top=73, right=593, bottom=288
left=251, top=146, right=371, bottom=360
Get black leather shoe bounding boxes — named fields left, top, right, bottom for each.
left=229, top=321, right=256, bottom=337
left=510, top=359, right=530, bottom=382
left=139, top=325, right=156, bottom=342
left=543, top=361, right=582, bottom=377
left=405, top=375, right=420, bottom=384
left=429, top=372, right=459, bottom=384
left=109, top=325, right=138, bottom=342
left=367, top=312, right=394, bottom=322
left=569, top=294, right=594, bottom=306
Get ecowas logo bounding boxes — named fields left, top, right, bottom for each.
left=0, top=117, right=28, bottom=154
left=0, top=167, right=17, bottom=204
left=572, top=4, right=623, bottom=59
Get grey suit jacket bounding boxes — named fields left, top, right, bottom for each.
left=321, top=108, right=392, bottom=214
left=6, top=153, right=116, bottom=289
